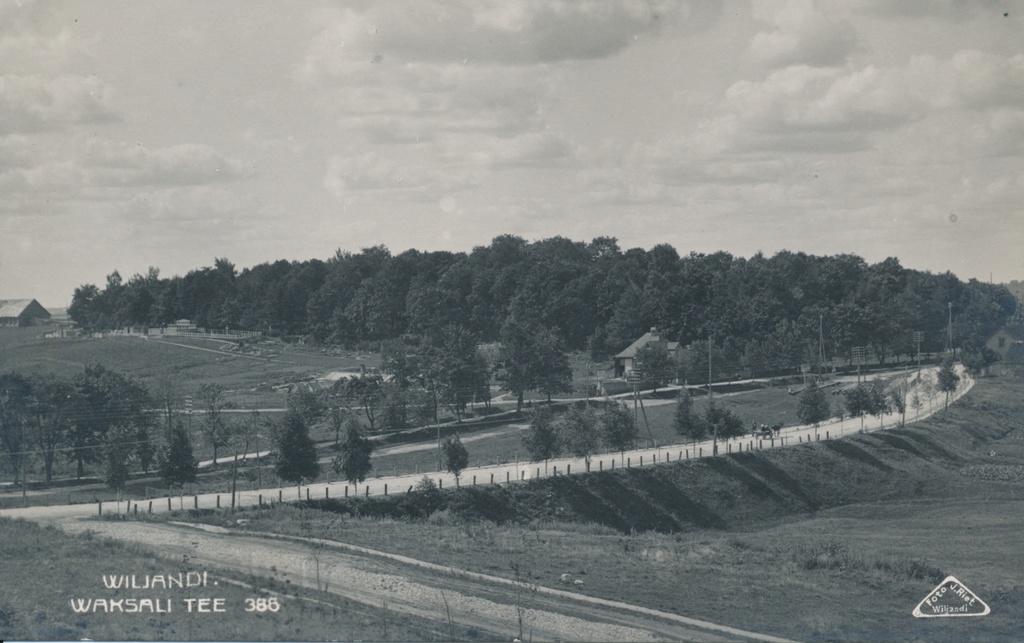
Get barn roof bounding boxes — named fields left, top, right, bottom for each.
left=0, top=299, right=50, bottom=319
left=615, top=327, right=680, bottom=359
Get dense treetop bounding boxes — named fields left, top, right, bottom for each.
left=69, top=236, right=1015, bottom=367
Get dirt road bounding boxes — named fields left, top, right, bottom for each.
left=57, top=518, right=787, bottom=642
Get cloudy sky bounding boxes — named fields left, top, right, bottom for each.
left=2, top=0, right=1022, bottom=307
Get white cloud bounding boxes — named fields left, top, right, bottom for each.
left=0, top=74, right=118, bottom=133
left=300, top=0, right=683, bottom=74
left=749, top=0, right=860, bottom=68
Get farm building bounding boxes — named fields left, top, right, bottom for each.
left=614, top=327, right=679, bottom=377
left=0, top=299, right=51, bottom=326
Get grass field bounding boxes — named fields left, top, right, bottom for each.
left=143, top=374, right=1024, bottom=641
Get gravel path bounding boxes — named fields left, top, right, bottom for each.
left=58, top=519, right=768, bottom=642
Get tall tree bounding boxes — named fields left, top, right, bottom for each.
left=195, top=383, right=230, bottom=465
left=936, top=355, right=960, bottom=409
left=557, top=405, right=599, bottom=470
left=600, top=403, right=638, bottom=455
left=331, top=418, right=374, bottom=484
left=522, top=406, right=560, bottom=462
left=0, top=373, right=32, bottom=485
left=634, top=342, right=674, bottom=391
left=103, top=423, right=135, bottom=492
left=26, top=374, right=77, bottom=483
left=673, top=388, right=706, bottom=445
left=72, top=365, right=152, bottom=479
left=158, top=417, right=198, bottom=488
left=274, top=410, right=321, bottom=493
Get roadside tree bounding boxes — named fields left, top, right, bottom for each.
left=936, top=356, right=960, bottom=408
left=703, top=401, right=745, bottom=453
left=158, top=417, right=198, bottom=488
left=0, top=372, right=32, bottom=485
left=26, top=374, right=78, bottom=483
left=796, top=383, right=831, bottom=426
left=673, top=388, right=707, bottom=445
left=557, top=405, right=599, bottom=470
left=274, top=410, right=321, bottom=494
left=331, top=418, right=374, bottom=484
left=522, top=406, right=560, bottom=462
left=103, top=423, right=135, bottom=493
left=72, top=365, right=152, bottom=479
left=195, top=382, right=230, bottom=465
left=600, top=403, right=638, bottom=455
left=442, top=435, right=469, bottom=483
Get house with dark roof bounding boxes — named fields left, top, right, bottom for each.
left=0, top=299, right=51, bottom=326
left=613, top=327, right=679, bottom=377
left=985, top=324, right=1024, bottom=361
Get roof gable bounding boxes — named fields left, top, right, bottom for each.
left=615, top=327, right=679, bottom=359
left=0, top=299, right=50, bottom=319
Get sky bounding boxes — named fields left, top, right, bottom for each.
left=2, top=0, right=1022, bottom=308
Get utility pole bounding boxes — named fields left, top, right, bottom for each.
left=913, top=331, right=923, bottom=376
left=902, top=364, right=908, bottom=427
left=251, top=408, right=263, bottom=490
left=819, top=313, right=825, bottom=377
left=947, top=302, right=953, bottom=356
left=707, top=337, right=713, bottom=403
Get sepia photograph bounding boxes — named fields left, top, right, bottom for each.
left=1, top=1, right=1023, bottom=641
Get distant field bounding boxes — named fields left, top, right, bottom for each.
left=0, top=329, right=376, bottom=409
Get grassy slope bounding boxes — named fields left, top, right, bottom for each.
left=190, top=375, right=1024, bottom=641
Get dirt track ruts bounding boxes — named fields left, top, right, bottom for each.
left=58, top=519, right=789, bottom=642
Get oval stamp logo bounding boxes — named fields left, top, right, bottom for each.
left=913, top=576, right=990, bottom=618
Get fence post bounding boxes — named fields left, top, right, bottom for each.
left=168, top=497, right=172, bottom=511
left=326, top=487, right=329, bottom=499
left=278, top=490, right=283, bottom=503
left=473, top=475, right=477, bottom=486
left=98, top=501, right=102, bottom=516
left=365, top=485, right=369, bottom=496
left=826, top=431, right=830, bottom=439
left=259, top=494, right=263, bottom=506
left=627, top=458, right=631, bottom=467
left=490, top=473, right=494, bottom=484
left=217, top=495, right=220, bottom=508
left=148, top=500, right=152, bottom=514
left=306, top=488, right=310, bottom=500
left=384, top=484, right=388, bottom=496
left=599, top=461, right=602, bottom=471
left=344, top=486, right=348, bottom=498
left=567, top=464, right=571, bottom=474
left=194, top=496, right=198, bottom=509
left=506, top=471, right=510, bottom=483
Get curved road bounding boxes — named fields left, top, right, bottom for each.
left=1, top=365, right=970, bottom=641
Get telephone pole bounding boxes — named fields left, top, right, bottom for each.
left=947, top=302, right=953, bottom=355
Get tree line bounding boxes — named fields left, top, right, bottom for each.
left=0, top=366, right=385, bottom=494
left=67, top=237, right=1016, bottom=373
